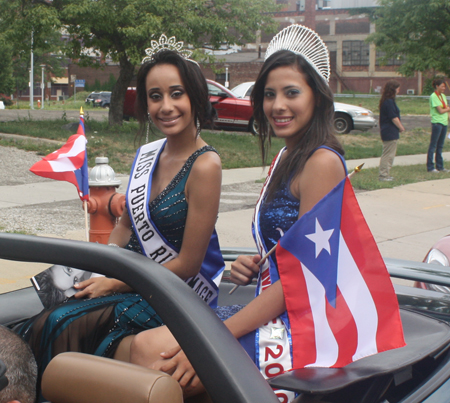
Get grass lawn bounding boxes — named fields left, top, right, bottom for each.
left=334, top=95, right=430, bottom=116
left=10, top=94, right=432, bottom=115
left=1, top=116, right=450, bottom=191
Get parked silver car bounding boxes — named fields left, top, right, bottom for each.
left=334, top=102, right=377, bottom=134
left=231, top=82, right=377, bottom=135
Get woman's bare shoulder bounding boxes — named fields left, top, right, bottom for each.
left=305, top=147, right=344, bottom=173
left=188, top=148, right=222, bottom=185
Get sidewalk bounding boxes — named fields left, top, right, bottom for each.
left=2, top=152, right=448, bottom=209
left=2, top=152, right=450, bottom=292
left=218, top=153, right=450, bottom=261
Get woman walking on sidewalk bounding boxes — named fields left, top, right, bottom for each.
left=427, top=78, right=450, bottom=173
left=378, top=80, right=404, bottom=182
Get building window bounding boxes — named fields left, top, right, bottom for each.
left=376, top=50, right=403, bottom=66
left=342, top=41, right=369, bottom=66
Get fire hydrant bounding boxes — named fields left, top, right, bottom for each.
left=86, top=157, right=126, bottom=244
left=37, top=100, right=41, bottom=108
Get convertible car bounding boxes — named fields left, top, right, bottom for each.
left=1, top=233, right=450, bottom=403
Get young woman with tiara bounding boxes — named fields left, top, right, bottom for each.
left=129, top=24, right=347, bottom=401
left=18, top=35, right=225, bottom=400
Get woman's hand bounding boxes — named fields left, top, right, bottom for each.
left=230, top=254, right=262, bottom=286
left=151, top=346, right=202, bottom=391
left=73, top=277, right=127, bottom=299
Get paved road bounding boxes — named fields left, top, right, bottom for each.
left=0, top=109, right=431, bottom=132
left=0, top=108, right=110, bottom=122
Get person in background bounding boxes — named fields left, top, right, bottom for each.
left=378, top=80, right=405, bottom=182
left=0, top=326, right=37, bottom=403
left=427, top=78, right=450, bottom=173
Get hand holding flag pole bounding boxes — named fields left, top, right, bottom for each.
left=228, top=243, right=278, bottom=295
left=30, top=107, right=90, bottom=241
left=229, top=163, right=365, bottom=296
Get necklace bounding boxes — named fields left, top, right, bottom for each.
left=435, top=91, right=447, bottom=108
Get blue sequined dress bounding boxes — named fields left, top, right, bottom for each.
left=214, top=166, right=300, bottom=360
left=18, top=145, right=220, bottom=397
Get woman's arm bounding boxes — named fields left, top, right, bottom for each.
left=436, top=105, right=450, bottom=114
left=392, top=117, right=405, bottom=132
left=74, top=209, right=134, bottom=298
left=228, top=148, right=347, bottom=336
left=163, top=151, right=222, bottom=279
left=138, top=148, right=347, bottom=388
left=75, top=152, right=222, bottom=297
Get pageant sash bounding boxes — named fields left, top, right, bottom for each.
left=127, top=139, right=222, bottom=307
left=252, top=148, right=295, bottom=403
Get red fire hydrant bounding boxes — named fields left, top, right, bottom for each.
left=86, top=157, right=126, bottom=244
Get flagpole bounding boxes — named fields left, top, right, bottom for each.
left=84, top=200, right=89, bottom=241
left=228, top=244, right=277, bottom=295
left=228, top=164, right=365, bottom=296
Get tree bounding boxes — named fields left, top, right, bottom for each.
left=358, top=0, right=450, bottom=77
left=1, top=0, right=278, bottom=125
left=0, top=0, right=68, bottom=97
left=0, top=41, right=14, bottom=95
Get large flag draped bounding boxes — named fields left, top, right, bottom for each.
left=30, top=111, right=89, bottom=201
left=276, top=177, right=405, bottom=369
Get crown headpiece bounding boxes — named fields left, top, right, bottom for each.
left=265, top=24, right=330, bottom=83
left=142, top=34, right=199, bottom=66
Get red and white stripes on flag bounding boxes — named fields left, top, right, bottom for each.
left=277, top=177, right=405, bottom=369
left=30, top=112, right=89, bottom=201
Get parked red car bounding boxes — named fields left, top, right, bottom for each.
left=206, top=80, right=256, bottom=134
left=122, top=80, right=256, bottom=134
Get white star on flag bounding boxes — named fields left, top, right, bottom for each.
left=305, top=218, right=334, bottom=258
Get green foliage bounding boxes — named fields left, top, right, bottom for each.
left=364, top=0, right=450, bottom=77
left=0, top=0, right=67, bottom=93
left=0, top=0, right=278, bottom=126
left=0, top=41, right=14, bottom=95
left=85, top=74, right=117, bottom=92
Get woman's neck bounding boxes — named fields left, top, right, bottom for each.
left=164, top=132, right=204, bottom=159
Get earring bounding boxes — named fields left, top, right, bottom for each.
left=196, top=119, right=201, bottom=137
left=146, top=113, right=152, bottom=143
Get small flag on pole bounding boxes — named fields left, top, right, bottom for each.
left=30, top=108, right=89, bottom=201
left=276, top=176, right=405, bottom=369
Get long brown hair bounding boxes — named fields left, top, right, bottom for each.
left=379, top=80, right=400, bottom=110
left=251, top=50, right=344, bottom=200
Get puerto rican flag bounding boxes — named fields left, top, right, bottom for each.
left=276, top=177, right=405, bottom=369
left=30, top=111, right=89, bottom=201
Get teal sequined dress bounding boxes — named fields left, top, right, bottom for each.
left=18, top=145, right=219, bottom=398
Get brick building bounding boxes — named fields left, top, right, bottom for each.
left=51, top=0, right=424, bottom=99
left=207, top=0, right=423, bottom=95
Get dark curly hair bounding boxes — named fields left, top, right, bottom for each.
left=134, top=50, right=215, bottom=142
left=251, top=50, right=344, bottom=200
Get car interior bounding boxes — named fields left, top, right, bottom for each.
left=2, top=234, right=450, bottom=403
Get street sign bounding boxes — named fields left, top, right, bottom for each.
left=75, top=79, right=85, bottom=88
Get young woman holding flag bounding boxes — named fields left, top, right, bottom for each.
left=18, top=37, right=225, bottom=399
left=128, top=25, right=404, bottom=402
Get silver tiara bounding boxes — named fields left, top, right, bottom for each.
left=142, top=34, right=199, bottom=66
left=265, top=24, right=330, bottom=83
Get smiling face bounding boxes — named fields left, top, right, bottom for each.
left=50, top=265, right=85, bottom=290
left=145, top=64, right=196, bottom=139
left=263, top=65, right=315, bottom=148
